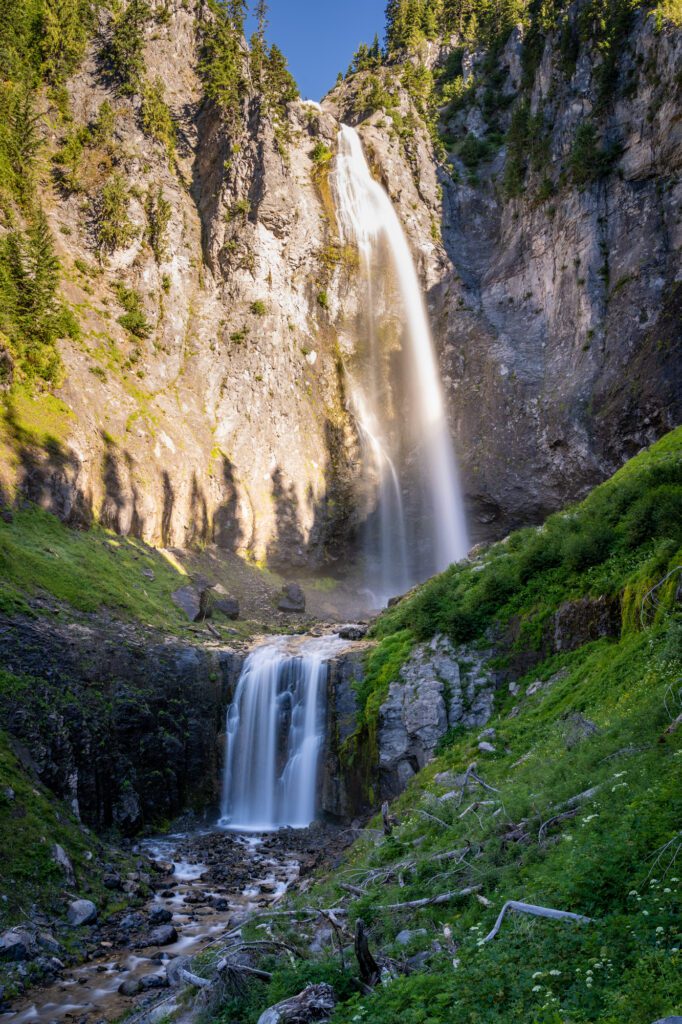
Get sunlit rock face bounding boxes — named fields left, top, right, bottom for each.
left=4, top=0, right=678, bottom=569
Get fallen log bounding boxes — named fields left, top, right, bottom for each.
left=377, top=885, right=481, bottom=912
left=257, top=983, right=337, bottom=1024
left=482, top=900, right=593, bottom=943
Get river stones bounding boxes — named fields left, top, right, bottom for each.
left=0, top=929, right=33, bottom=962
left=67, top=900, right=98, bottom=927
left=338, top=623, right=368, bottom=640
left=147, top=924, right=178, bottom=946
left=118, top=978, right=142, bottom=997
left=149, top=906, right=173, bottom=925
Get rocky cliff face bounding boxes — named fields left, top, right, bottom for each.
left=0, top=614, right=243, bottom=833
left=1, top=0, right=678, bottom=564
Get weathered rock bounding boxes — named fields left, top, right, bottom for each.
left=140, top=974, right=169, bottom=990
left=338, top=624, right=368, bottom=640
left=148, top=907, right=173, bottom=926
left=210, top=585, right=240, bottom=619
left=103, top=873, right=122, bottom=890
left=377, top=635, right=495, bottom=797
left=0, top=929, right=34, bottom=962
left=67, top=900, right=98, bottom=927
left=396, top=928, right=428, bottom=947
left=278, top=583, right=306, bottom=613
left=147, top=924, right=178, bottom=947
left=171, top=586, right=211, bottom=622
left=118, top=978, right=142, bottom=997
left=257, top=983, right=337, bottom=1024
left=553, top=597, right=621, bottom=652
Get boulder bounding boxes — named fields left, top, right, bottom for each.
left=0, top=929, right=34, bottom=962
left=338, top=623, right=368, bottom=641
left=396, top=928, right=428, bottom=947
left=140, top=974, right=168, bottom=990
left=257, top=983, right=336, bottom=1024
left=171, top=585, right=211, bottom=622
left=67, top=899, right=98, bottom=927
left=149, top=907, right=173, bottom=926
left=278, top=583, right=306, bottom=613
left=118, top=978, right=142, bottom=997
left=147, top=924, right=178, bottom=947
left=210, top=584, right=240, bottom=620
left=103, top=872, right=122, bottom=890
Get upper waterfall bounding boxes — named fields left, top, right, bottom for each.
left=332, top=124, right=469, bottom=599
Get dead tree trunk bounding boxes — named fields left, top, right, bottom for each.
left=354, top=919, right=380, bottom=988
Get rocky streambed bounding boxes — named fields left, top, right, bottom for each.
left=1, top=823, right=351, bottom=1024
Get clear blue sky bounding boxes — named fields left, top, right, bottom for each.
left=247, top=0, right=388, bottom=101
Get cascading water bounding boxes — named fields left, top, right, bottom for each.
left=220, top=636, right=345, bottom=831
left=333, top=124, right=469, bottom=599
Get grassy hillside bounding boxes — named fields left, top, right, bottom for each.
left=203, top=428, right=682, bottom=1024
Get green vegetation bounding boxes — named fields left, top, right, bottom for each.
left=201, top=431, right=682, bottom=1024
left=569, top=122, right=622, bottom=186
left=95, top=172, right=136, bottom=255
left=0, top=504, right=189, bottom=624
left=311, top=141, right=333, bottom=164
left=145, top=185, right=172, bottom=262
left=374, top=427, right=682, bottom=646
left=140, top=76, right=176, bottom=158
left=250, top=299, right=267, bottom=316
left=104, top=0, right=150, bottom=96
left=0, top=209, right=78, bottom=385
left=115, top=283, right=152, bottom=339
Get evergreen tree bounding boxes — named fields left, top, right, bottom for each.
left=255, top=0, right=269, bottom=40
left=107, top=0, right=150, bottom=96
left=40, top=0, right=89, bottom=84
left=200, top=0, right=247, bottom=115
left=264, top=44, right=299, bottom=106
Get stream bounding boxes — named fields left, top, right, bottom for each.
left=3, top=824, right=347, bottom=1024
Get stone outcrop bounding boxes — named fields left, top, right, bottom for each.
left=377, top=635, right=496, bottom=796
left=0, top=614, right=243, bottom=834
left=323, top=635, right=496, bottom=814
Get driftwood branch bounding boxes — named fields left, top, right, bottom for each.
left=482, top=900, right=593, bottom=943
left=179, top=967, right=211, bottom=988
left=538, top=807, right=578, bottom=844
left=377, top=885, right=481, bottom=912
left=456, top=763, right=500, bottom=806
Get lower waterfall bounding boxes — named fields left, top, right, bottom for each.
left=219, top=636, right=346, bottom=831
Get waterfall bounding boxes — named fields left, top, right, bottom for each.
left=332, top=124, right=469, bottom=599
left=220, top=636, right=345, bottom=831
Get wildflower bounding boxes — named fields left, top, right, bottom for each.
left=532, top=971, right=544, bottom=979
left=532, top=985, right=543, bottom=992
left=642, top=910, right=649, bottom=915
left=611, top=783, right=628, bottom=791
left=549, top=969, right=561, bottom=976
left=628, top=890, right=638, bottom=896
left=613, top=771, right=627, bottom=778
left=452, top=957, right=460, bottom=969
left=656, top=926, right=664, bottom=933
left=664, top=887, right=672, bottom=893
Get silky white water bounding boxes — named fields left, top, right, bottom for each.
left=333, top=124, right=469, bottom=596
left=220, top=636, right=345, bottom=831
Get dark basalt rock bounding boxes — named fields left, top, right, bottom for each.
left=147, top=924, right=178, bottom=947
left=278, top=583, right=306, bottom=613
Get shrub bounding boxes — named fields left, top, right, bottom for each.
left=140, top=77, right=176, bottom=158
left=570, top=123, right=621, bottom=186
left=145, top=186, right=172, bottom=263
left=96, top=173, right=136, bottom=255
left=317, top=290, right=329, bottom=310
left=115, top=284, right=151, bottom=339
left=250, top=300, right=267, bottom=316
left=311, top=141, right=333, bottom=164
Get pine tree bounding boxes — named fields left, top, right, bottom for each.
left=40, top=0, right=89, bottom=84
left=255, top=0, right=268, bottom=40
left=107, top=0, right=150, bottom=96
left=264, top=44, right=299, bottom=106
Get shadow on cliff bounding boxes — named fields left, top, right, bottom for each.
left=213, top=455, right=244, bottom=550
left=1, top=398, right=94, bottom=526
left=265, top=420, right=357, bottom=571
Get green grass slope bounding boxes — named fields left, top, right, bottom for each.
left=205, top=429, right=682, bottom=1024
